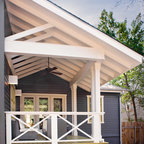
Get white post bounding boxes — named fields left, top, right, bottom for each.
left=51, top=114, right=58, bottom=144
left=6, top=114, right=12, bottom=144
left=91, top=62, right=102, bottom=143
left=71, top=84, right=78, bottom=136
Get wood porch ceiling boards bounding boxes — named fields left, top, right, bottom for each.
left=5, top=0, right=143, bottom=92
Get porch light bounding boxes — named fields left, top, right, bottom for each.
left=8, top=75, right=18, bottom=85
left=15, top=89, right=22, bottom=96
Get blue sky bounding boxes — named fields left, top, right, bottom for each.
left=51, top=0, right=142, bottom=27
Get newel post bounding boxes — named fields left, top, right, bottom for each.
left=71, top=84, right=78, bottom=136
left=91, top=62, right=103, bottom=142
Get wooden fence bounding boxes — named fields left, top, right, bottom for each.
left=122, top=122, right=144, bottom=144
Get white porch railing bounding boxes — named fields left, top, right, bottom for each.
left=5, top=111, right=104, bottom=144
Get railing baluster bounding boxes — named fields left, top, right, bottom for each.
left=51, top=114, right=58, bottom=144
left=6, top=114, right=12, bottom=144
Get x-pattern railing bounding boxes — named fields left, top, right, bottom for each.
left=5, top=111, right=104, bottom=144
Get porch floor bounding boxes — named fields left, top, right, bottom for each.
left=12, top=135, right=108, bottom=144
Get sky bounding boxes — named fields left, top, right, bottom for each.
left=51, top=0, right=143, bottom=27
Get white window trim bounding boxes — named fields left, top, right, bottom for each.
left=20, top=93, right=67, bottom=112
left=87, top=95, right=104, bottom=124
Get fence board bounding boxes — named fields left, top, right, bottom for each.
left=122, top=122, right=144, bottom=144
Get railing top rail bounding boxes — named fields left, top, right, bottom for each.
left=5, top=111, right=105, bottom=115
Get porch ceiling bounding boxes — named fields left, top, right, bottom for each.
left=5, top=0, right=143, bottom=92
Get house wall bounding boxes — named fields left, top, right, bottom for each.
left=17, top=70, right=120, bottom=144
left=0, top=0, right=5, bottom=143
left=5, top=0, right=12, bottom=111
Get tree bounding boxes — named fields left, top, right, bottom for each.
left=98, top=10, right=144, bottom=121
left=115, top=0, right=144, bottom=20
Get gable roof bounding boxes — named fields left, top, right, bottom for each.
left=5, top=0, right=143, bottom=92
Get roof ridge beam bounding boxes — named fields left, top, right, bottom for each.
left=5, top=23, right=53, bottom=41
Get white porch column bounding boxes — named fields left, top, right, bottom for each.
left=71, top=84, right=78, bottom=136
left=91, top=62, right=102, bottom=143
left=6, top=113, right=12, bottom=144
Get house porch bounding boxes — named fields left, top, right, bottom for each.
left=3, top=0, right=143, bottom=144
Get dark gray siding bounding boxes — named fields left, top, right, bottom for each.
left=18, top=70, right=120, bottom=144
left=18, top=71, right=69, bottom=94
left=4, top=58, right=11, bottom=111
left=101, top=93, right=120, bottom=144
left=0, top=0, right=5, bottom=143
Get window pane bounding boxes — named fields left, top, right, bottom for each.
left=24, top=97, right=34, bottom=111
left=54, top=98, right=62, bottom=112
left=39, top=98, right=48, bottom=111
left=24, top=97, right=34, bottom=126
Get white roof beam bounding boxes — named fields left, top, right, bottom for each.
left=70, top=62, right=94, bottom=86
left=5, top=40, right=105, bottom=61
left=6, top=23, right=53, bottom=41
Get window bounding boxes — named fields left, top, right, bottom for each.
left=54, top=98, right=62, bottom=112
left=39, top=98, right=48, bottom=111
left=20, top=93, right=67, bottom=126
left=21, top=93, right=67, bottom=112
left=87, top=95, right=104, bottom=123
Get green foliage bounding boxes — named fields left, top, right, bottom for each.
left=98, top=10, right=144, bottom=55
left=98, top=10, right=144, bottom=121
